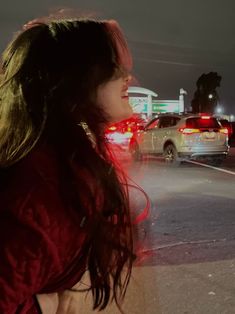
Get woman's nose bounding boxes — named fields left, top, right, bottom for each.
left=125, top=74, right=132, bottom=84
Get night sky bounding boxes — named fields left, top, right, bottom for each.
left=1, top=0, right=235, bottom=114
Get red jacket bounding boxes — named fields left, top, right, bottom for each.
left=0, top=144, right=89, bottom=313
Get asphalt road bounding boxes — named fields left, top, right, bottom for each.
left=126, top=147, right=235, bottom=267
left=70, top=147, right=235, bottom=314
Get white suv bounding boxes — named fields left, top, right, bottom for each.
left=129, top=114, right=229, bottom=166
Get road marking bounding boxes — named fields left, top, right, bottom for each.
left=185, top=159, right=235, bottom=176
left=140, top=238, right=228, bottom=253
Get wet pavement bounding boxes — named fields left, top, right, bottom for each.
left=67, top=147, right=235, bottom=314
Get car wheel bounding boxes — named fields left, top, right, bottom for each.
left=207, top=156, right=225, bottom=166
left=163, top=144, right=180, bottom=166
left=130, top=142, right=143, bottom=161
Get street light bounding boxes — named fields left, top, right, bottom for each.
left=208, top=94, right=213, bottom=99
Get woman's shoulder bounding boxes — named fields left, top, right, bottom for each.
left=0, top=143, right=60, bottom=203
left=0, top=141, right=88, bottom=233
left=0, top=142, right=87, bottom=261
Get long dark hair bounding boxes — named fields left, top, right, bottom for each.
left=0, top=19, right=134, bottom=311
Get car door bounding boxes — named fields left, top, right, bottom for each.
left=139, top=118, right=160, bottom=153
left=153, top=116, right=178, bottom=154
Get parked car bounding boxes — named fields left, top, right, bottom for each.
left=129, top=113, right=229, bottom=166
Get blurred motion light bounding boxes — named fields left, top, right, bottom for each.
left=216, top=106, right=223, bottom=114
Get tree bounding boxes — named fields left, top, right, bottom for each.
left=191, top=72, right=222, bottom=113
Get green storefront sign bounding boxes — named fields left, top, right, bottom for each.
left=132, top=103, right=175, bottom=113
left=152, top=103, right=169, bottom=113
left=130, top=97, right=180, bottom=114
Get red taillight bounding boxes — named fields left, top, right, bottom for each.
left=219, top=128, right=228, bottom=135
left=179, top=128, right=201, bottom=135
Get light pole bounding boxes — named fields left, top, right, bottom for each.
left=179, top=88, right=187, bottom=113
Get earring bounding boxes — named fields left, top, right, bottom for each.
left=78, top=121, right=96, bottom=148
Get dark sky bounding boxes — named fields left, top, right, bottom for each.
left=1, top=0, right=235, bottom=114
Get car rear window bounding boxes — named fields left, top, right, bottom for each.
left=186, top=117, right=221, bottom=128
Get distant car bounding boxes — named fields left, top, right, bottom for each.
left=105, top=114, right=147, bottom=150
left=129, top=113, right=229, bottom=166
left=229, top=121, right=235, bottom=146
left=218, top=119, right=233, bottom=142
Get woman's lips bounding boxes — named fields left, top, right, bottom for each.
left=121, top=88, right=128, bottom=98
left=121, top=95, right=129, bottom=100
left=121, top=90, right=128, bottom=96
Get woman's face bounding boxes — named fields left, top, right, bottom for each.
left=96, top=72, right=133, bottom=124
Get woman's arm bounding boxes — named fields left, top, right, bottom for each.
left=0, top=206, right=61, bottom=313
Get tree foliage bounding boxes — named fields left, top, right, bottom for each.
left=191, top=72, right=222, bottom=113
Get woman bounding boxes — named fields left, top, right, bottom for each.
left=0, top=18, right=134, bottom=313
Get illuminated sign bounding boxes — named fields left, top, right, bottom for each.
left=129, top=97, right=181, bottom=113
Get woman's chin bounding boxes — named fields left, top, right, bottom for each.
left=111, top=112, right=133, bottom=123
left=123, top=109, right=134, bottom=120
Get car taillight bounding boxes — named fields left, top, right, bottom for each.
left=179, top=128, right=201, bottom=134
left=219, top=128, right=228, bottom=135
